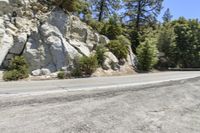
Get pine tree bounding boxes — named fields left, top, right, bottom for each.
left=90, top=0, right=121, bottom=22
left=162, top=8, right=173, bottom=22
left=124, top=0, right=163, bottom=32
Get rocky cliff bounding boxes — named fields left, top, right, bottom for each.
left=0, top=0, right=136, bottom=76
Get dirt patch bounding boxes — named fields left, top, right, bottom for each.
left=0, top=70, right=3, bottom=81
left=93, top=64, right=137, bottom=77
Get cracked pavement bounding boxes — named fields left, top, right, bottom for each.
left=0, top=76, right=200, bottom=132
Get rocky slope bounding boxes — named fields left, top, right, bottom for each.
left=0, top=0, right=136, bottom=76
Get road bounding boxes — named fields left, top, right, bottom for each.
left=0, top=71, right=200, bottom=133
left=0, top=71, right=200, bottom=95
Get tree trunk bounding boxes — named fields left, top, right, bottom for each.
left=136, top=0, right=141, bottom=32
left=98, top=0, right=105, bottom=22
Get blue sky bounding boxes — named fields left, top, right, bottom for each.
left=158, top=0, right=200, bottom=21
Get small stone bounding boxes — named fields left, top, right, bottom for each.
left=41, top=68, right=51, bottom=75
left=31, top=69, right=41, bottom=76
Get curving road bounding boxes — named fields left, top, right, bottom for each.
left=0, top=71, right=200, bottom=95
left=0, top=71, right=200, bottom=133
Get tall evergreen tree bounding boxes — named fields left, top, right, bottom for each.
left=124, top=0, right=163, bottom=31
left=162, top=8, right=173, bottom=22
left=90, top=0, right=121, bottom=22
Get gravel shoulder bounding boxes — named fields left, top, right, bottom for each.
left=0, top=77, right=200, bottom=133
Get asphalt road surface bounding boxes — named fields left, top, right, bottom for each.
left=0, top=72, right=200, bottom=133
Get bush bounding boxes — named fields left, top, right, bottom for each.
left=72, top=55, right=98, bottom=77
left=57, top=71, right=65, bottom=79
left=3, top=56, right=29, bottom=81
left=136, top=40, right=158, bottom=71
left=52, top=0, right=84, bottom=12
left=116, top=35, right=131, bottom=46
left=106, top=37, right=129, bottom=60
left=95, top=45, right=107, bottom=66
left=100, top=17, right=123, bottom=40
left=87, top=19, right=105, bottom=33
left=3, top=70, right=20, bottom=81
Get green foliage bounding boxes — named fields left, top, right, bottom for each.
left=106, top=36, right=130, bottom=60
left=87, top=19, right=105, bottom=33
left=53, top=0, right=86, bottom=12
left=72, top=55, right=98, bottom=77
left=100, top=15, right=123, bottom=40
left=3, top=70, right=21, bottom=81
left=91, top=0, right=121, bottom=22
left=95, top=45, right=107, bottom=66
left=129, top=30, right=140, bottom=53
left=124, top=0, right=163, bottom=31
left=136, top=39, right=158, bottom=71
left=172, top=18, right=200, bottom=68
left=3, top=56, right=29, bottom=81
left=57, top=71, right=65, bottom=79
left=162, top=8, right=173, bottom=23
left=116, top=35, right=131, bottom=46
left=157, top=23, right=177, bottom=68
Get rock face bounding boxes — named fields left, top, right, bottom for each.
left=0, top=17, right=14, bottom=67
left=0, top=1, right=136, bottom=75
left=103, top=52, right=119, bottom=70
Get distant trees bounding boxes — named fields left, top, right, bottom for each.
left=157, top=23, right=176, bottom=68
left=173, top=18, right=200, bottom=68
left=157, top=17, right=200, bottom=68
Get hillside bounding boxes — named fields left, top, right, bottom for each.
left=0, top=0, right=136, bottom=78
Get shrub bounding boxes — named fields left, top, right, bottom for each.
left=72, top=55, right=98, bottom=77
left=52, top=0, right=84, bottom=12
left=3, top=56, right=29, bottom=81
left=136, top=40, right=158, bottom=71
left=100, top=17, right=123, bottom=40
left=87, top=19, right=105, bottom=33
left=3, top=70, right=20, bottom=81
left=95, top=45, right=107, bottom=66
left=116, top=35, right=131, bottom=46
left=106, top=38, right=129, bottom=60
left=57, top=71, right=65, bottom=79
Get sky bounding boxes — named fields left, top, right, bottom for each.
left=158, top=0, right=200, bottom=21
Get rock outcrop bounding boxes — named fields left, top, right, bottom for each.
left=0, top=0, right=136, bottom=76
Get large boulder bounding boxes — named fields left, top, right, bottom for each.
left=23, top=22, right=80, bottom=72
left=103, top=52, right=119, bottom=70
left=68, top=16, right=109, bottom=50
left=0, top=17, right=14, bottom=66
left=127, top=45, right=137, bottom=67
left=40, top=23, right=79, bottom=70
left=23, top=27, right=45, bottom=71
left=0, top=0, right=36, bottom=16
left=9, top=33, right=27, bottom=54
left=68, top=39, right=90, bottom=57
left=48, top=8, right=70, bottom=35
left=46, top=35, right=67, bottom=70
left=0, top=0, right=10, bottom=16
